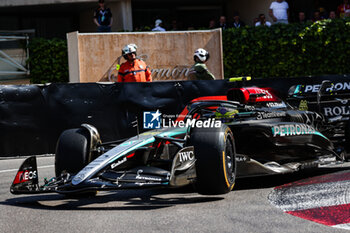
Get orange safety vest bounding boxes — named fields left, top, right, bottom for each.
left=117, top=59, right=152, bottom=82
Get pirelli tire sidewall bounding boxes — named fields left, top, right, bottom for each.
left=55, top=128, right=90, bottom=177
left=189, top=124, right=236, bottom=195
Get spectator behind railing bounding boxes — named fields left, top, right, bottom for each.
left=269, top=0, right=289, bottom=24
left=318, top=7, right=328, bottom=19
left=232, top=12, right=246, bottom=28
left=329, top=11, right=337, bottom=20
left=218, top=16, right=229, bottom=30
left=255, top=14, right=271, bottom=27
left=170, top=20, right=179, bottom=31
left=132, top=4, right=348, bottom=33
left=93, top=0, right=113, bottom=32
left=298, top=11, right=307, bottom=24
left=312, top=10, right=323, bottom=22
left=152, top=19, right=166, bottom=32
left=253, top=17, right=259, bottom=26
left=208, top=19, right=216, bottom=29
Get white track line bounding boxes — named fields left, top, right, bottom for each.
left=333, top=223, right=350, bottom=230
left=0, top=165, right=54, bottom=173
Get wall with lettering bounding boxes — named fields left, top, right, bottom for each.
left=67, top=29, right=223, bottom=83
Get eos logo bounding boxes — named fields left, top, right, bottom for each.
left=14, top=170, right=37, bottom=184
left=23, top=171, right=37, bottom=180
left=179, top=151, right=194, bottom=162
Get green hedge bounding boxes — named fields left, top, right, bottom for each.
left=27, top=38, right=68, bottom=84
left=223, top=18, right=350, bottom=79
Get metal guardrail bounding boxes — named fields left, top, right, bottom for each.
left=0, top=30, right=34, bottom=78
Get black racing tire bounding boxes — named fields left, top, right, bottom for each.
left=189, top=124, right=236, bottom=195
left=55, top=128, right=90, bottom=177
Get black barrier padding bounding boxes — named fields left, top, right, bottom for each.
left=0, top=85, right=51, bottom=156
left=0, top=75, right=349, bottom=157
left=42, top=83, right=121, bottom=145
left=42, top=81, right=232, bottom=144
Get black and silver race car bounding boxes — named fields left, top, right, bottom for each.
left=10, top=85, right=347, bottom=197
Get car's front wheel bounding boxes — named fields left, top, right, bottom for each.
left=55, top=128, right=90, bottom=177
left=189, top=124, right=236, bottom=195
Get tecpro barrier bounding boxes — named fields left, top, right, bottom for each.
left=0, top=75, right=349, bottom=157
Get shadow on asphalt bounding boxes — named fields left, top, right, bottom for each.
left=2, top=167, right=349, bottom=211
left=1, top=186, right=224, bottom=211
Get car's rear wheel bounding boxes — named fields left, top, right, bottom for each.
left=55, top=128, right=90, bottom=177
left=189, top=124, right=236, bottom=195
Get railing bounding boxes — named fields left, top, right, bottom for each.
left=0, top=30, right=34, bottom=80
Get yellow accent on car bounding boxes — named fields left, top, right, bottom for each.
left=222, top=151, right=234, bottom=190
left=299, top=100, right=308, bottom=111
left=229, top=76, right=251, bottom=82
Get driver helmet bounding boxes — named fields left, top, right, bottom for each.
left=122, top=44, right=137, bottom=59
left=215, top=106, right=238, bottom=123
left=194, top=48, right=210, bottom=62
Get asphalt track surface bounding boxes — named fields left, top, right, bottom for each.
left=1, top=156, right=350, bottom=233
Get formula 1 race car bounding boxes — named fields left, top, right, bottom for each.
left=10, top=85, right=348, bottom=197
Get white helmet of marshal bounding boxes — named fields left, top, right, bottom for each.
left=122, top=44, right=137, bottom=56
left=194, top=48, right=210, bottom=62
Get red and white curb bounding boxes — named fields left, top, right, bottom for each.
left=268, top=170, right=350, bottom=230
